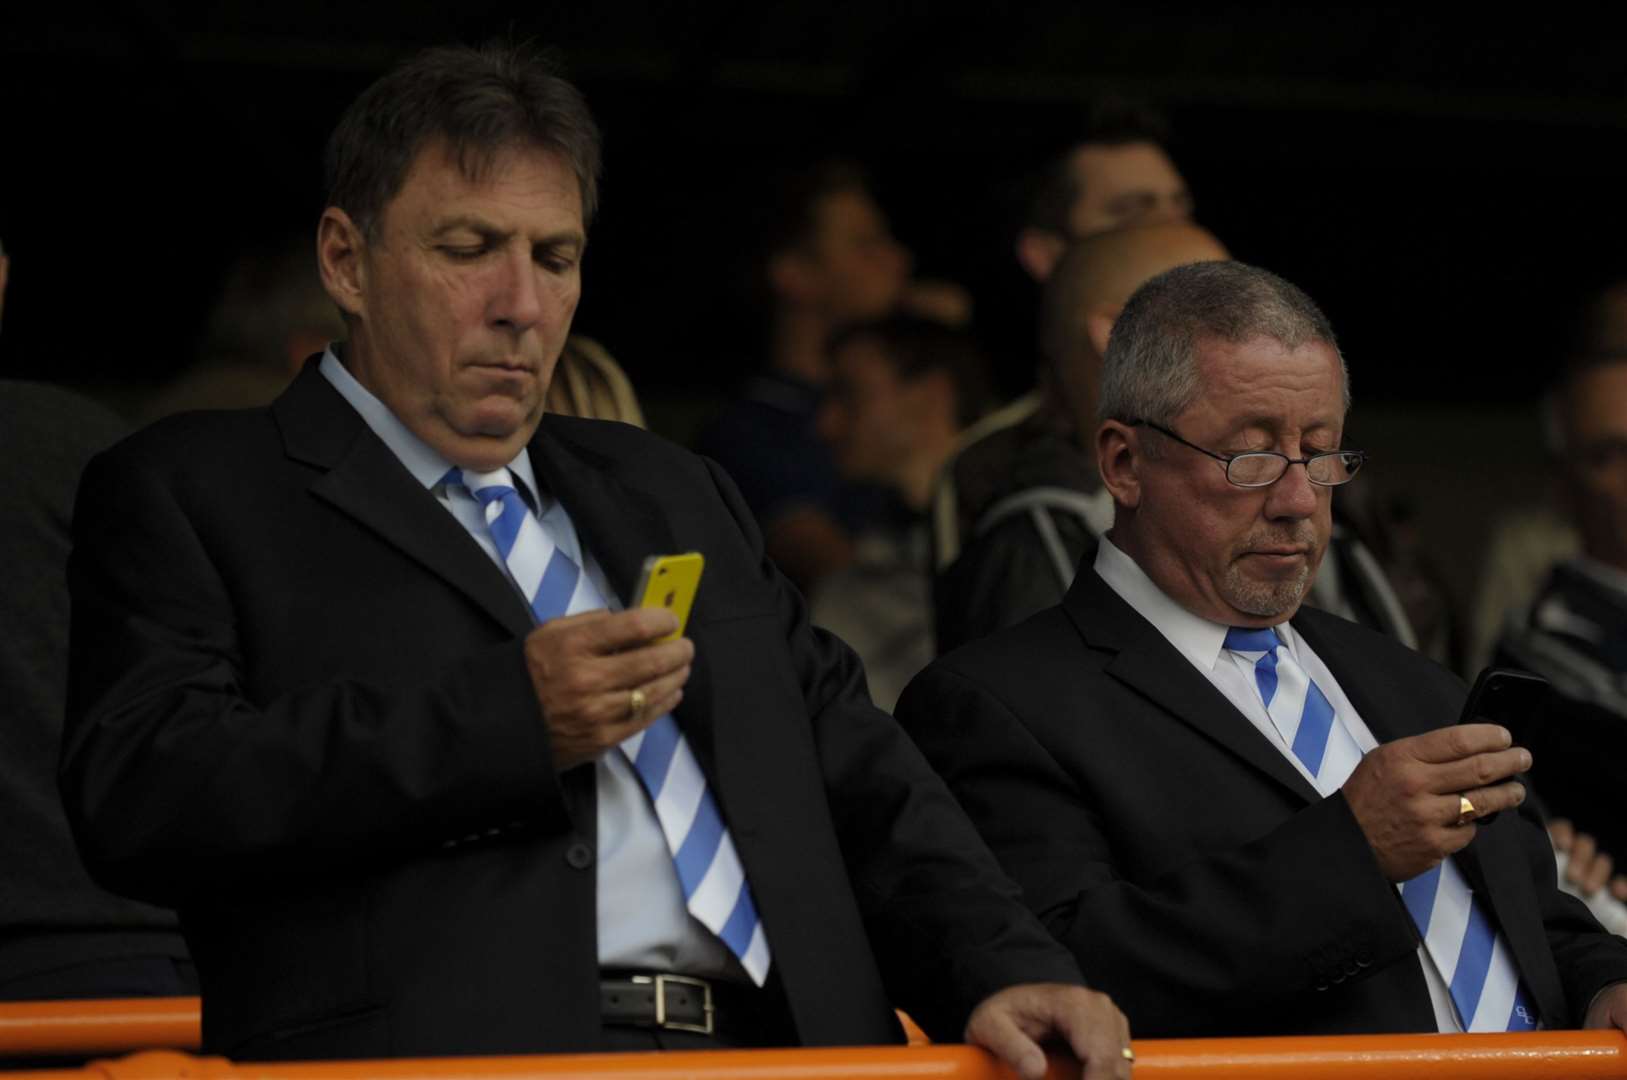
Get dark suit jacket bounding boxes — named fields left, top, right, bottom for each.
left=896, top=567, right=1627, bottom=1038
left=61, top=363, right=1080, bottom=1060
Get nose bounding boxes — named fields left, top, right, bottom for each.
left=1264, top=459, right=1320, bottom=520
left=490, top=248, right=544, bottom=334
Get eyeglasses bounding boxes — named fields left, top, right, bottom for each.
left=1130, top=420, right=1366, bottom=488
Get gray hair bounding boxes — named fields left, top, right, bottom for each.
left=1098, top=260, right=1349, bottom=427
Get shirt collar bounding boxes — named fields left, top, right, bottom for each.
left=319, top=345, right=544, bottom=507
left=1092, top=533, right=1303, bottom=669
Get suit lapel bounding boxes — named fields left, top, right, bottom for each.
left=1064, top=569, right=1321, bottom=804
left=528, top=419, right=674, bottom=609
left=274, top=363, right=533, bottom=638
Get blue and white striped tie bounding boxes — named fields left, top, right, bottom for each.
left=452, top=467, right=772, bottom=985
left=1223, top=626, right=1537, bottom=1032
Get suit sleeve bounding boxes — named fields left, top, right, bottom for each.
left=61, top=445, right=570, bottom=908
left=701, top=458, right=1085, bottom=1040
left=895, top=660, right=1423, bottom=1038
left=1503, top=794, right=1627, bottom=1022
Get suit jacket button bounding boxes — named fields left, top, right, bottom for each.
left=565, top=841, right=594, bottom=870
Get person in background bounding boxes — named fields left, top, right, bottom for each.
left=1013, top=100, right=1194, bottom=285
left=933, top=222, right=1228, bottom=654
left=697, top=161, right=968, bottom=595
left=1472, top=280, right=1627, bottom=673
left=1495, top=332, right=1627, bottom=903
left=0, top=234, right=194, bottom=1004
left=812, top=315, right=994, bottom=710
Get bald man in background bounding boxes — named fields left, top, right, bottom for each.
left=933, top=223, right=1227, bottom=654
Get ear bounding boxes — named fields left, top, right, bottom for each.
left=1015, top=228, right=1065, bottom=283
left=1085, top=307, right=1119, bottom=359
left=767, top=249, right=819, bottom=304
left=1097, top=419, right=1143, bottom=510
left=316, top=207, right=368, bottom=320
left=0, top=253, right=9, bottom=321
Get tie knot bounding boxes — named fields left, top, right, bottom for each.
left=446, top=466, right=521, bottom=508
left=1223, top=626, right=1282, bottom=654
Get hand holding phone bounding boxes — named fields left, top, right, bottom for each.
left=1454, top=667, right=1548, bottom=826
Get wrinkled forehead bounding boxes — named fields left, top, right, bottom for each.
left=1190, top=334, right=1350, bottom=421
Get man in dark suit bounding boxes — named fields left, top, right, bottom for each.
left=60, top=43, right=1128, bottom=1078
left=897, top=260, right=1627, bottom=1037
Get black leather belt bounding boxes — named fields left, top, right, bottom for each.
left=599, top=971, right=786, bottom=1042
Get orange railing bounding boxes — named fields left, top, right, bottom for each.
left=2, top=1000, right=1625, bottom=1080
left=0, top=1000, right=199, bottom=1060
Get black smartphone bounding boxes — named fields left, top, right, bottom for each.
left=1459, top=667, right=1550, bottom=728
left=1457, top=667, right=1549, bottom=826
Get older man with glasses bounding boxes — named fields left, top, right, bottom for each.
left=897, top=260, right=1627, bottom=1039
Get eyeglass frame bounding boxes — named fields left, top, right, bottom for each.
left=1127, top=420, right=1367, bottom=488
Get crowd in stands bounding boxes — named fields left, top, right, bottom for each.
left=4, top=38, right=1627, bottom=1077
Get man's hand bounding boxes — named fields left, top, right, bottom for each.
left=523, top=607, right=693, bottom=771
left=964, top=983, right=1131, bottom=1080
left=1551, top=820, right=1627, bottom=901
left=1584, top=981, right=1627, bottom=1032
left=1342, top=724, right=1531, bottom=881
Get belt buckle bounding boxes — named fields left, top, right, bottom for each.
left=633, top=973, right=714, bottom=1035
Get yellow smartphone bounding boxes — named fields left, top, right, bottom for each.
left=633, top=552, right=704, bottom=642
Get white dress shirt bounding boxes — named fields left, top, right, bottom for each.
left=1093, top=535, right=1463, bottom=1031
left=320, top=348, right=743, bottom=980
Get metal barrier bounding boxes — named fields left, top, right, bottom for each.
left=0, top=1000, right=199, bottom=1059
left=2, top=1000, right=1625, bottom=1080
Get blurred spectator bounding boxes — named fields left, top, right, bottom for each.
left=812, top=316, right=993, bottom=709
left=0, top=238, right=194, bottom=1003
left=1471, top=281, right=1627, bottom=671
left=698, top=160, right=963, bottom=595
left=933, top=223, right=1226, bottom=654
left=140, top=234, right=344, bottom=421
left=1014, top=100, right=1193, bottom=284
left=1495, top=319, right=1627, bottom=866
left=545, top=335, right=647, bottom=427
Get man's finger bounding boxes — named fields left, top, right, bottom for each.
left=1550, top=818, right=1576, bottom=852
left=595, top=665, right=691, bottom=736
left=966, top=1008, right=1047, bottom=1080
left=1056, top=995, right=1131, bottom=1080
left=1452, top=780, right=1527, bottom=823
left=567, top=606, right=681, bottom=654
left=602, top=637, right=694, bottom=689
left=1430, top=747, right=1531, bottom=795
left=1411, top=723, right=1512, bottom=764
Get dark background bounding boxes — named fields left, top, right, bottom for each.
left=5, top=3, right=1624, bottom=403
left=4, top=4, right=1625, bottom=612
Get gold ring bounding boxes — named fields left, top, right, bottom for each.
left=1121, top=1046, right=1136, bottom=1062
left=1457, top=794, right=1477, bottom=826
left=628, top=687, right=647, bottom=722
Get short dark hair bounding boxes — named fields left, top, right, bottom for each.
left=829, top=315, right=995, bottom=428
left=1024, top=98, right=1174, bottom=234
left=324, top=41, right=602, bottom=238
